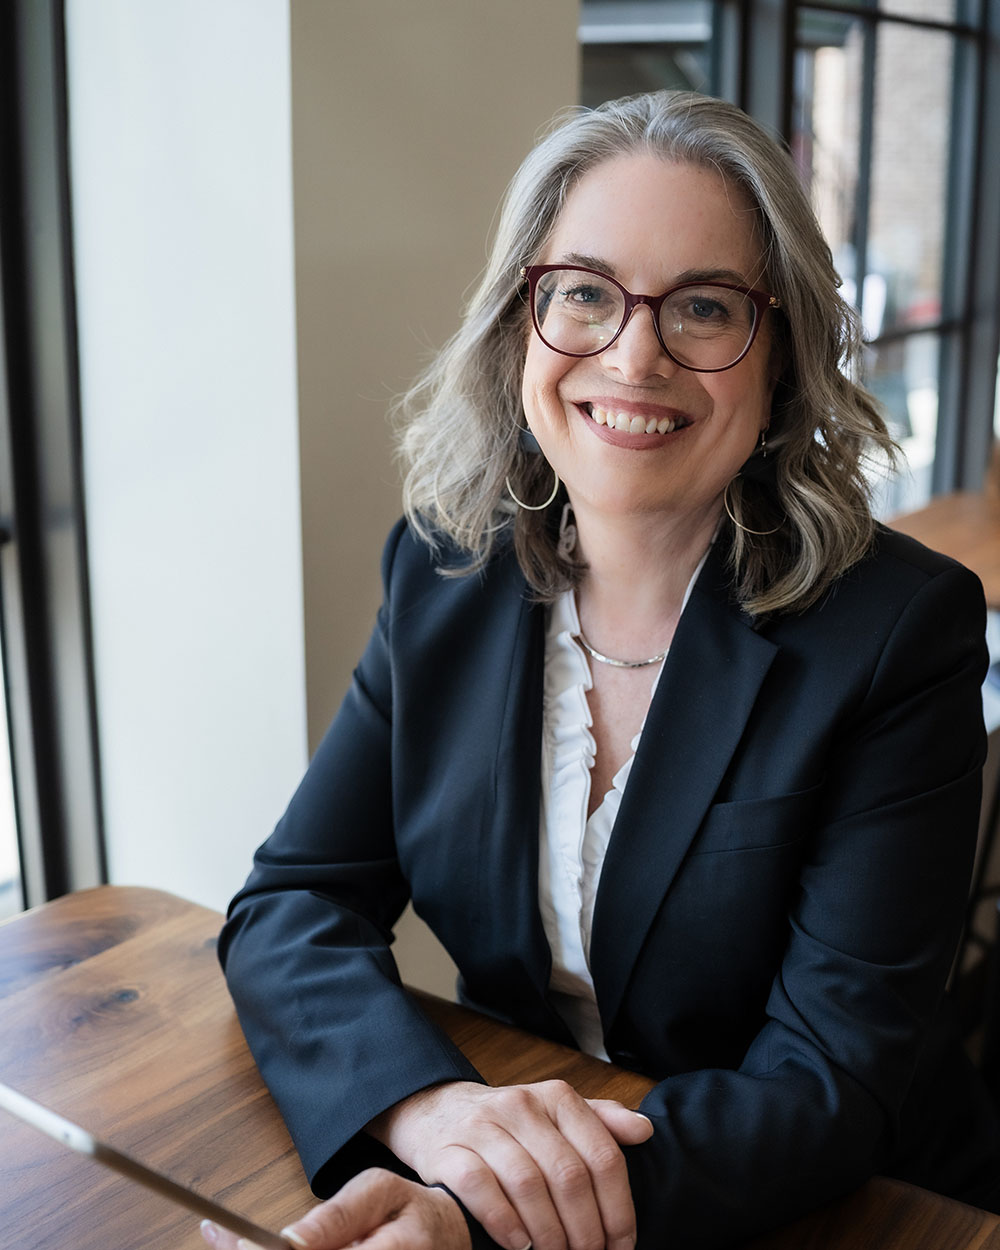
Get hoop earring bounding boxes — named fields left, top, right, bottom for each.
left=505, top=467, right=560, bottom=511
left=723, top=477, right=782, bottom=536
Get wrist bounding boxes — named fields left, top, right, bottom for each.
left=429, top=1184, right=491, bottom=1250
left=364, top=1080, right=463, bottom=1155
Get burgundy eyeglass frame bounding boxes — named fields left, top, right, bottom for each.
left=520, top=263, right=782, bottom=373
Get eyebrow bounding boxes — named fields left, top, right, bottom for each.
left=556, top=252, right=753, bottom=290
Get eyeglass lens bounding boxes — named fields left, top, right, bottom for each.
left=532, top=268, right=758, bottom=369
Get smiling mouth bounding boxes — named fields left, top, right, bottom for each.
left=581, top=402, right=692, bottom=435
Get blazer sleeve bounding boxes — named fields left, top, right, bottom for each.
left=217, top=519, right=486, bottom=1194
left=623, top=560, right=991, bottom=1246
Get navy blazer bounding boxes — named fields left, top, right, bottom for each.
left=221, top=519, right=1000, bottom=1247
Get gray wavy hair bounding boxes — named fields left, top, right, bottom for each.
left=395, top=90, right=896, bottom=616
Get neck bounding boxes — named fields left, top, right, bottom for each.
left=572, top=500, right=721, bottom=657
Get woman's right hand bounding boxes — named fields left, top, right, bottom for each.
left=200, top=1168, right=470, bottom=1250
left=366, top=1079, right=653, bottom=1250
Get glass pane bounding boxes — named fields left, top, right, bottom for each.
left=793, top=15, right=864, bottom=307
left=803, top=0, right=958, bottom=15
left=868, top=331, right=940, bottom=516
left=868, top=23, right=954, bottom=336
left=581, top=44, right=714, bottom=105
left=794, top=14, right=960, bottom=514
left=0, top=645, right=21, bottom=920
left=879, top=0, right=958, bottom=23
left=580, top=1, right=715, bottom=106
left=995, top=351, right=1000, bottom=441
left=795, top=16, right=957, bottom=338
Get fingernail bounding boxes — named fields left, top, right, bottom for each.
left=508, top=1235, right=532, bottom=1250
left=280, top=1228, right=312, bottom=1248
left=200, top=1221, right=220, bottom=1246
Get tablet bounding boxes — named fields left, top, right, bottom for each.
left=0, top=1079, right=294, bottom=1249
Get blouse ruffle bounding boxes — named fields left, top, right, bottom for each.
left=538, top=590, right=663, bottom=1059
left=537, top=535, right=713, bottom=1059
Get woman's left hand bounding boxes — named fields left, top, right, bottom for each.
left=199, top=1168, right=471, bottom=1250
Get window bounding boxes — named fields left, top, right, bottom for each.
left=0, top=0, right=105, bottom=911
left=791, top=0, right=989, bottom=513
left=0, top=647, right=21, bottom=920
left=580, top=1, right=722, bottom=105
left=0, top=289, right=24, bottom=920
left=580, top=0, right=1000, bottom=510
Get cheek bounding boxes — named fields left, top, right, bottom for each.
left=521, top=339, right=573, bottom=417
left=714, top=362, right=774, bottom=430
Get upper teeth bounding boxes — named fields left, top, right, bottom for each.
left=589, top=405, right=679, bottom=435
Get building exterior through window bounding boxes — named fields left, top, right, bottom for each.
left=580, top=0, right=1000, bottom=516
left=0, top=648, right=20, bottom=920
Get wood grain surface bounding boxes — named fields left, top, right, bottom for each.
left=0, top=885, right=997, bottom=1250
left=0, top=887, right=308, bottom=1250
left=890, top=491, right=1000, bottom=608
left=412, top=990, right=655, bottom=1108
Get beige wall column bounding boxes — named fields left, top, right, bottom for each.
left=290, top=0, right=579, bottom=742
left=289, top=0, right=579, bottom=996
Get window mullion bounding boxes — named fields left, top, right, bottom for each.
left=957, top=0, right=1000, bottom=488
left=0, top=0, right=105, bottom=904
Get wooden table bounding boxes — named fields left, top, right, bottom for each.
left=891, top=491, right=1000, bottom=608
left=1, top=886, right=998, bottom=1250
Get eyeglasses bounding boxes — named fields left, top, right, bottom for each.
left=520, top=264, right=781, bottom=373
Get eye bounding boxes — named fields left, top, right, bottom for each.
left=685, top=295, right=730, bottom=322
left=664, top=286, right=753, bottom=340
left=560, top=282, right=612, bottom=306
left=533, top=268, right=622, bottom=337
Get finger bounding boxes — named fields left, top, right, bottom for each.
left=281, top=1169, right=411, bottom=1249
left=584, top=1099, right=655, bottom=1144
left=471, top=1111, right=605, bottom=1250
left=280, top=1175, right=470, bottom=1250
left=200, top=1220, right=246, bottom=1249
left=432, top=1143, right=534, bottom=1250
left=542, top=1085, right=638, bottom=1250
left=449, top=1083, right=615, bottom=1250
left=334, top=1185, right=470, bottom=1250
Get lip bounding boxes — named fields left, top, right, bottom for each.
left=572, top=399, right=695, bottom=448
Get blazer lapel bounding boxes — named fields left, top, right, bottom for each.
left=589, top=545, right=779, bottom=1033
left=462, top=552, right=575, bottom=1041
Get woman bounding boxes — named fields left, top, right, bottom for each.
left=202, top=91, right=998, bottom=1250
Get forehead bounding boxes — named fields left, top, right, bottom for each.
left=543, top=153, right=764, bottom=286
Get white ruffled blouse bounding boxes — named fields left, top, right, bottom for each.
left=537, top=556, right=709, bottom=1059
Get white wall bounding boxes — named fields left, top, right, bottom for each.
left=66, top=0, right=307, bottom=911
left=63, top=1, right=579, bottom=994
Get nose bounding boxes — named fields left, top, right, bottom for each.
left=601, top=303, right=679, bottom=382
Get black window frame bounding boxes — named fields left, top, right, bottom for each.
left=0, top=0, right=105, bottom=908
left=739, top=0, right=1000, bottom=492
left=581, top=0, right=1000, bottom=494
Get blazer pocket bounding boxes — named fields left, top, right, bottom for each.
left=690, top=782, right=823, bottom=854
